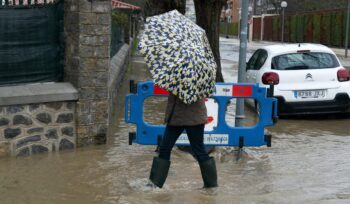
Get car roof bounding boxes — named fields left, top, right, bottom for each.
left=261, top=43, right=336, bottom=57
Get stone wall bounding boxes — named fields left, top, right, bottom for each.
left=64, top=0, right=112, bottom=146
left=0, top=82, right=78, bottom=157
left=0, top=102, right=76, bottom=157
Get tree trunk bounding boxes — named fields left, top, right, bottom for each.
left=194, top=0, right=225, bottom=82
left=144, top=0, right=186, bottom=17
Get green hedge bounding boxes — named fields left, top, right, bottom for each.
left=290, top=15, right=297, bottom=42
left=331, top=12, right=343, bottom=46
left=272, top=16, right=280, bottom=41
left=220, top=22, right=239, bottom=36
left=313, top=14, right=321, bottom=43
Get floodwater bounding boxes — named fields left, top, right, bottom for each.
left=1, top=56, right=350, bottom=204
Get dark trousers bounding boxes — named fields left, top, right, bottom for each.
left=158, top=124, right=210, bottom=162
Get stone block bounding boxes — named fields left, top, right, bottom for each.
left=27, top=127, right=44, bottom=134
left=56, top=113, right=74, bottom=123
left=78, top=74, right=95, bottom=87
left=77, top=136, right=93, bottom=147
left=77, top=112, right=95, bottom=125
left=98, top=35, right=110, bottom=45
left=96, top=45, right=110, bottom=58
left=80, top=13, right=97, bottom=25
left=79, top=45, right=95, bottom=58
left=29, top=104, right=40, bottom=112
left=66, top=102, right=75, bottom=110
left=61, top=126, right=74, bottom=137
left=59, top=139, right=75, bottom=150
left=93, top=72, right=108, bottom=87
left=92, top=124, right=108, bottom=139
left=96, top=59, right=109, bottom=71
left=69, top=4, right=78, bottom=12
left=76, top=101, right=91, bottom=114
left=45, top=102, right=63, bottom=111
left=97, top=13, right=111, bottom=25
left=79, top=88, right=96, bottom=100
left=13, top=115, right=33, bottom=126
left=36, top=113, right=52, bottom=124
left=80, top=35, right=109, bottom=47
left=79, top=58, right=97, bottom=72
left=79, top=0, right=92, bottom=12
left=32, top=145, right=49, bottom=154
left=92, top=1, right=110, bottom=13
left=76, top=125, right=91, bottom=135
left=96, top=101, right=108, bottom=111
left=64, top=12, right=79, bottom=29
left=95, top=110, right=108, bottom=123
left=65, top=0, right=79, bottom=11
left=4, top=128, right=21, bottom=139
left=7, top=106, right=24, bottom=114
left=0, top=118, right=10, bottom=126
left=80, top=35, right=98, bottom=46
left=94, top=88, right=108, bottom=99
left=94, top=133, right=106, bottom=145
left=17, top=147, right=30, bottom=157
left=45, top=129, right=58, bottom=139
left=16, top=135, right=41, bottom=148
left=80, top=24, right=110, bottom=35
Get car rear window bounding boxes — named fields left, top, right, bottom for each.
left=271, top=52, right=340, bottom=70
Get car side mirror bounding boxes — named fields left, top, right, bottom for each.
left=246, top=62, right=251, bottom=70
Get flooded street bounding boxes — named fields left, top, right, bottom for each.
left=1, top=49, right=350, bottom=203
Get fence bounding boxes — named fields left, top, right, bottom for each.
left=110, top=10, right=127, bottom=57
left=252, top=9, right=349, bottom=47
left=0, top=0, right=63, bottom=85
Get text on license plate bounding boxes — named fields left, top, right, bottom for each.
left=295, top=90, right=326, bottom=98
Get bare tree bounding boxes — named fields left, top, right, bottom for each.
left=194, top=0, right=225, bottom=82
left=144, top=0, right=186, bottom=17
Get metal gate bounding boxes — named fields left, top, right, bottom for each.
left=0, top=0, right=63, bottom=85
left=252, top=16, right=261, bottom=41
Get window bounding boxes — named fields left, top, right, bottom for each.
left=272, top=52, right=339, bottom=70
left=247, top=49, right=268, bottom=70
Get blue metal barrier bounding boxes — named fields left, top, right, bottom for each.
left=125, top=80, right=278, bottom=147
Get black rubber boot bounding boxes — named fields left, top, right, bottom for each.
left=149, top=157, right=171, bottom=188
left=199, top=157, right=218, bottom=188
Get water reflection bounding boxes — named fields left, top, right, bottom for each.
left=1, top=59, right=350, bottom=204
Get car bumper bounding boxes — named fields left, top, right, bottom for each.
left=275, top=93, right=350, bottom=116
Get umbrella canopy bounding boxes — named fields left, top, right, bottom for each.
left=138, top=10, right=217, bottom=104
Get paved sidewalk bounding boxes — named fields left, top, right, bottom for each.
left=221, top=37, right=350, bottom=68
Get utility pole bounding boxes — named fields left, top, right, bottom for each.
left=345, top=0, right=350, bottom=58
left=280, top=1, right=287, bottom=43
left=235, top=0, right=249, bottom=127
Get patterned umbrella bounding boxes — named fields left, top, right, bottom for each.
left=138, top=10, right=217, bottom=104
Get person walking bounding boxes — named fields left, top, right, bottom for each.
left=148, top=93, right=218, bottom=188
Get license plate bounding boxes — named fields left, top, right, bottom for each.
left=296, top=90, right=326, bottom=98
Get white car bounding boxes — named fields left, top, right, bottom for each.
left=245, top=43, right=350, bottom=116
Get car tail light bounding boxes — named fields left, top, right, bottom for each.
left=262, top=72, right=279, bottom=85
left=337, top=69, right=350, bottom=82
